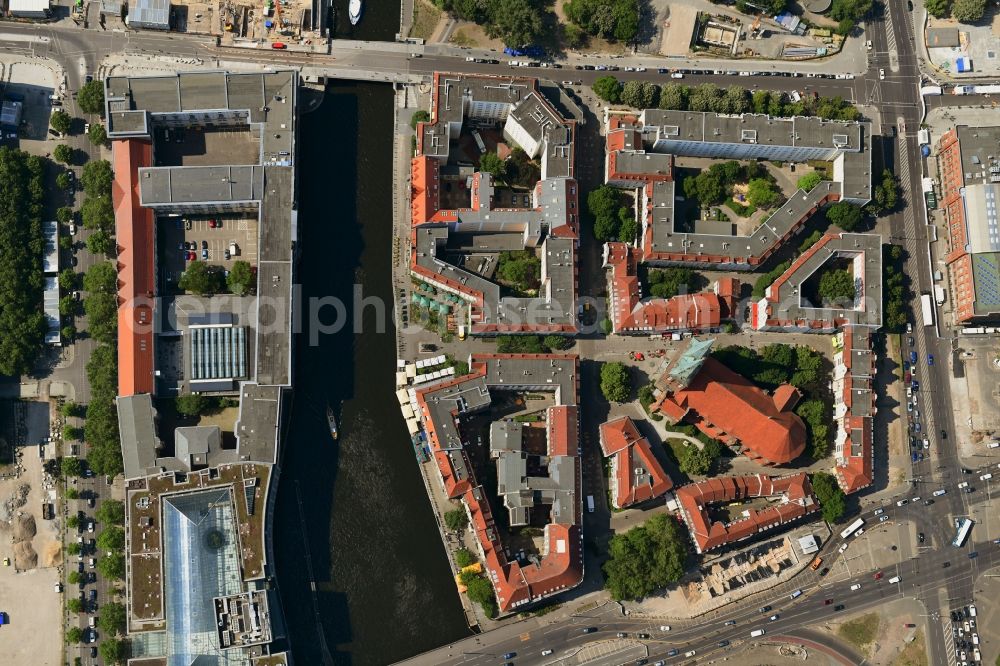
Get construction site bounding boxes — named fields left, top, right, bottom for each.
left=177, top=0, right=312, bottom=42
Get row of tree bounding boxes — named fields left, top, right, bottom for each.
left=495, top=334, right=574, bottom=354
left=0, top=148, right=48, bottom=376
left=593, top=78, right=861, bottom=122
left=603, top=513, right=690, bottom=600
left=882, top=243, right=910, bottom=332
left=176, top=260, right=255, bottom=297
left=925, top=0, right=985, bottom=23
left=82, top=261, right=124, bottom=478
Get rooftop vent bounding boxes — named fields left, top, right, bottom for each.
left=663, top=125, right=680, bottom=137
left=741, top=129, right=758, bottom=143
left=832, top=134, right=849, bottom=147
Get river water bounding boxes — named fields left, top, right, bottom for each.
left=271, top=79, right=470, bottom=665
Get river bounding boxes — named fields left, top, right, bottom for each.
left=271, top=79, right=470, bottom=665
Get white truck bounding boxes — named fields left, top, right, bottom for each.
left=921, top=294, right=934, bottom=327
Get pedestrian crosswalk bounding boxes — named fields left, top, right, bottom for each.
left=941, top=617, right=959, bottom=666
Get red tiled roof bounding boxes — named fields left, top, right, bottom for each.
left=674, top=473, right=817, bottom=552
left=654, top=357, right=806, bottom=465
left=604, top=242, right=733, bottom=335
left=112, top=139, right=156, bottom=397
left=600, top=417, right=673, bottom=508
left=833, top=326, right=874, bottom=494
left=410, top=155, right=440, bottom=225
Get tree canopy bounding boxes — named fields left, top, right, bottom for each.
left=0, top=148, right=47, bottom=376
left=603, top=514, right=690, bottom=600
left=751, top=259, right=792, bottom=299
left=678, top=438, right=724, bottom=476
left=812, top=471, right=847, bottom=523
left=78, top=80, right=105, bottom=115
left=62, top=457, right=84, bottom=477
left=600, top=361, right=630, bottom=402
left=444, top=508, right=468, bottom=531
left=50, top=110, right=72, bottom=135
left=871, top=169, right=899, bottom=214
left=620, top=80, right=658, bottom=109
left=98, top=552, right=126, bottom=580
left=176, top=393, right=213, bottom=416
left=66, top=626, right=84, bottom=644
left=99, top=638, right=128, bottom=665
left=952, top=0, right=986, bottom=21
left=98, top=525, right=126, bottom=552
left=496, top=250, right=541, bottom=292
left=98, top=601, right=127, bottom=636
left=96, top=499, right=125, bottom=525
left=53, top=143, right=73, bottom=164
left=565, top=0, right=641, bottom=43
left=817, top=268, right=856, bottom=304
left=796, top=171, right=824, bottom=192
left=746, top=178, right=780, bottom=209
left=648, top=267, right=697, bottom=299
left=826, top=201, right=863, bottom=231
left=588, top=184, right=628, bottom=241
left=592, top=76, right=622, bottom=103
left=227, top=261, right=255, bottom=296
left=88, top=123, right=108, bottom=145
left=86, top=229, right=114, bottom=256
left=925, top=0, right=951, bottom=16
left=479, top=152, right=506, bottom=181
left=178, top=261, right=225, bottom=295
left=81, top=160, right=113, bottom=198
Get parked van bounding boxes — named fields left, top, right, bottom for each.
left=969, top=604, right=977, bottom=617
left=790, top=589, right=802, bottom=599
left=88, top=616, right=96, bottom=628
left=850, top=583, right=862, bottom=591
left=888, top=576, right=901, bottom=584
left=750, top=629, right=766, bottom=638
left=933, top=489, right=947, bottom=497
left=586, top=495, right=595, bottom=513
left=980, top=473, right=993, bottom=481
left=684, top=650, right=697, bottom=657
left=958, top=481, right=970, bottom=489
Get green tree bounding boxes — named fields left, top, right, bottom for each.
left=226, top=260, right=255, bottom=296
left=618, top=207, right=638, bottom=242
left=53, top=144, right=73, bottom=164
left=60, top=294, right=78, bottom=317
left=925, top=0, right=951, bottom=16
left=86, top=229, right=114, bottom=256
left=98, top=601, right=127, bottom=636
left=66, top=626, right=84, bottom=644
left=603, top=513, right=690, bottom=600
left=543, top=334, right=572, bottom=351
left=462, top=572, right=497, bottom=617
left=57, top=206, right=74, bottom=224
left=81, top=160, right=113, bottom=199
left=658, top=83, right=688, bottom=110
left=688, top=83, right=722, bottom=112
left=752, top=89, right=771, bottom=114
left=410, top=109, right=430, bottom=130
left=62, top=457, right=84, bottom=477
left=482, top=0, right=545, bottom=47
left=77, top=80, right=105, bottom=115
left=66, top=542, right=82, bottom=555
left=479, top=152, right=507, bottom=181
left=497, top=250, right=541, bottom=292
left=61, top=324, right=77, bottom=342
left=826, top=201, right=863, bottom=231
left=56, top=171, right=72, bottom=190
left=68, top=570, right=82, bottom=585
left=88, top=123, right=108, bottom=145
left=67, top=597, right=84, bottom=613
left=872, top=169, right=899, bottom=213
left=722, top=84, right=749, bottom=114
left=99, top=638, right=128, bottom=665
left=50, top=110, right=72, bottom=135
left=812, top=471, right=846, bottom=523
left=178, top=261, right=225, bottom=295
left=98, top=526, right=126, bottom=552
left=592, top=76, right=622, bottom=103
left=84, top=260, right=118, bottom=294
left=952, top=0, right=985, bottom=21
left=797, top=171, right=824, bottom=192
left=454, top=548, right=476, bottom=568
left=648, top=267, right=696, bottom=299
left=81, top=195, right=114, bottom=232
left=97, top=552, right=126, bottom=580
left=444, top=508, right=468, bottom=531
left=818, top=268, right=856, bottom=303
left=84, top=293, right=119, bottom=345
left=61, top=401, right=83, bottom=418
left=176, top=393, right=212, bottom=416
left=796, top=398, right=831, bottom=458
left=96, top=499, right=125, bottom=525
left=746, top=178, right=780, bottom=209
left=63, top=425, right=84, bottom=441
left=600, top=361, right=630, bottom=402
left=678, top=442, right=718, bottom=475
left=620, top=80, right=658, bottom=109
left=66, top=488, right=80, bottom=500
left=751, top=260, right=791, bottom=299
left=588, top=184, right=623, bottom=241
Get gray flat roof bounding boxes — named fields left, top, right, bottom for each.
left=234, top=383, right=282, bottom=464
left=139, top=166, right=264, bottom=206
left=118, top=394, right=161, bottom=480
left=641, top=110, right=863, bottom=155
left=43, top=220, right=59, bottom=274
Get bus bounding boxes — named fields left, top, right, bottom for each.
left=921, top=294, right=934, bottom=327
left=953, top=518, right=974, bottom=548
left=840, top=517, right=865, bottom=540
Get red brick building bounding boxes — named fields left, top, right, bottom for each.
left=598, top=416, right=673, bottom=508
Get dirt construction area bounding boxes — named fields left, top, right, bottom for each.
left=0, top=448, right=63, bottom=665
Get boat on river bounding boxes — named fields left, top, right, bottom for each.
left=348, top=0, right=362, bottom=25
left=327, top=404, right=339, bottom=440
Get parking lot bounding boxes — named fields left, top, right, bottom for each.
left=160, top=215, right=258, bottom=287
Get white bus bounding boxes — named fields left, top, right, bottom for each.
left=921, top=294, right=934, bottom=327
left=840, top=517, right=865, bottom=540
left=953, top=518, right=974, bottom=548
